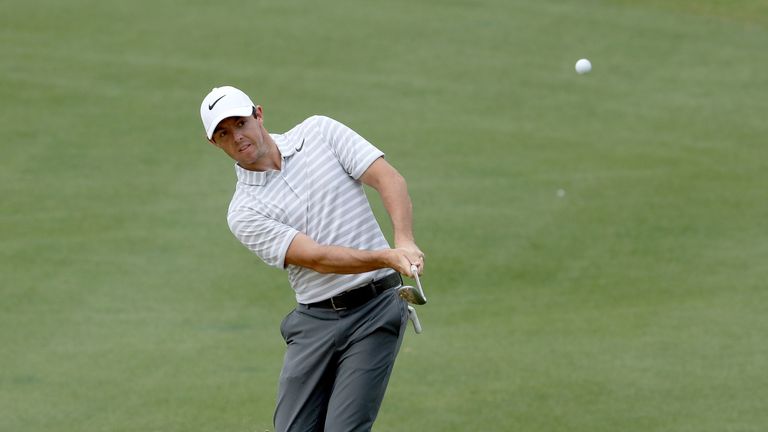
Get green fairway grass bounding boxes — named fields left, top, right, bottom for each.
left=2, top=0, right=767, bottom=431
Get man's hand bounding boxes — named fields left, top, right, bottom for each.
left=394, top=241, right=425, bottom=275
left=387, top=245, right=424, bottom=277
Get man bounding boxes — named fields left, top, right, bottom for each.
left=199, top=85, right=425, bottom=431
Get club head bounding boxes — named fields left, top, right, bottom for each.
left=398, top=285, right=427, bottom=305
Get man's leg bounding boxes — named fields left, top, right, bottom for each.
left=274, top=309, right=337, bottom=432
left=324, top=290, right=408, bottom=432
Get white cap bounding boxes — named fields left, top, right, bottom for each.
left=200, top=86, right=255, bottom=139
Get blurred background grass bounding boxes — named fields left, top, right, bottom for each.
left=2, top=0, right=767, bottom=431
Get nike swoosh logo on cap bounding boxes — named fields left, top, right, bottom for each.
left=208, top=95, right=225, bottom=110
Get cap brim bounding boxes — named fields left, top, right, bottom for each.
left=205, top=105, right=254, bottom=139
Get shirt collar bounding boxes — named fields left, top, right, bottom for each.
left=234, top=163, right=267, bottom=186
left=274, top=133, right=296, bottom=158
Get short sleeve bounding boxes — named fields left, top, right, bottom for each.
left=227, top=208, right=299, bottom=269
left=314, top=116, right=384, bottom=179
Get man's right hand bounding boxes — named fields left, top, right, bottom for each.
left=388, top=247, right=424, bottom=277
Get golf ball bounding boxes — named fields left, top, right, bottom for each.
left=575, top=58, right=592, bottom=74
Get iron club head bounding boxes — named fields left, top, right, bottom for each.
left=398, top=285, right=427, bottom=305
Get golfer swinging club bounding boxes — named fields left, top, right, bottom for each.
left=200, top=86, right=425, bottom=431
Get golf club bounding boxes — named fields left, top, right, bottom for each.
left=398, top=265, right=427, bottom=305
left=407, top=305, right=422, bottom=334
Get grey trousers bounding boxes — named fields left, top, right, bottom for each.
left=274, top=288, right=408, bottom=432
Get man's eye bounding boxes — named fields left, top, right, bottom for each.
left=237, top=120, right=245, bottom=127
left=218, top=131, right=227, bottom=138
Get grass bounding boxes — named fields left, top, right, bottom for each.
left=2, top=0, right=767, bottom=431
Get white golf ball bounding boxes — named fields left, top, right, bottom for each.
left=575, top=58, right=592, bottom=74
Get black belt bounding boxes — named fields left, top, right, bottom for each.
left=305, top=272, right=402, bottom=311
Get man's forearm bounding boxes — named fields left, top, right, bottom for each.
left=359, top=157, right=424, bottom=272
left=306, top=245, right=392, bottom=274
left=285, top=232, right=416, bottom=276
left=377, top=172, right=415, bottom=246
left=360, top=158, right=415, bottom=246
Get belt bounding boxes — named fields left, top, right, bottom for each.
left=305, top=272, right=402, bottom=311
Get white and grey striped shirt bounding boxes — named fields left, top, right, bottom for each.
left=227, top=115, right=392, bottom=304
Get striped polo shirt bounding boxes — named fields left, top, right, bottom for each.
left=226, top=115, right=393, bottom=304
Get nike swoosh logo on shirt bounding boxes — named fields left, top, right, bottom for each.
left=208, top=95, right=225, bottom=110
left=295, top=139, right=305, bottom=152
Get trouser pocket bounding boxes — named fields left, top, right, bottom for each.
left=279, top=309, right=296, bottom=343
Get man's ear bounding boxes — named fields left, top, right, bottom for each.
left=207, top=136, right=219, bottom=147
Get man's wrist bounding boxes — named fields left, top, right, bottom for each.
left=377, top=249, right=396, bottom=269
